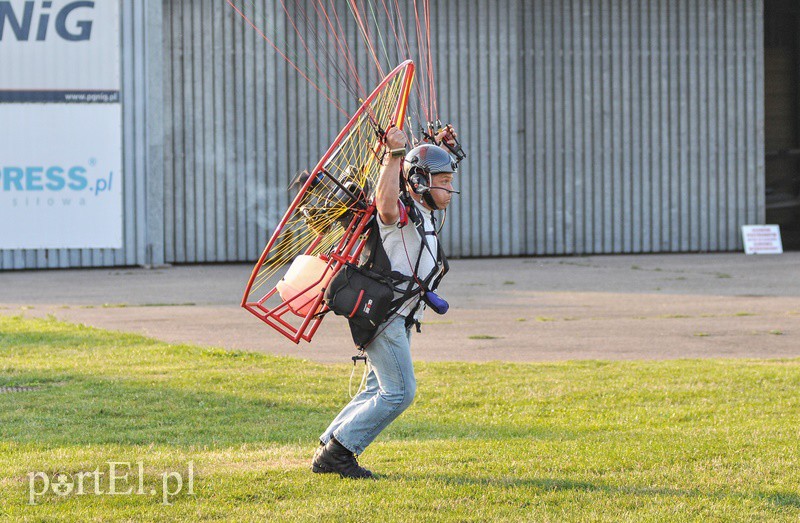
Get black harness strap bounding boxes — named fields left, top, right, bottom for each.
left=399, top=200, right=449, bottom=331
left=348, top=193, right=449, bottom=345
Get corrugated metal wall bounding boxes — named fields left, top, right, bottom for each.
left=161, top=0, right=398, bottom=264
left=1, top=0, right=765, bottom=269
left=0, top=0, right=165, bottom=270
left=517, top=0, right=764, bottom=255
left=434, top=0, right=523, bottom=258
left=161, top=0, right=764, bottom=263
left=159, top=0, right=524, bottom=263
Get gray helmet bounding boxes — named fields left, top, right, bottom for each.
left=404, top=144, right=457, bottom=177
left=403, top=144, right=457, bottom=196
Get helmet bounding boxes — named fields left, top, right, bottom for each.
left=403, top=144, right=457, bottom=195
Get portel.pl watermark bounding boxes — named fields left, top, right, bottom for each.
left=27, top=461, right=194, bottom=506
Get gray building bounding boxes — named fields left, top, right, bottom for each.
left=1, top=0, right=797, bottom=270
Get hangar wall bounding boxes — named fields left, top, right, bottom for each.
left=0, top=0, right=764, bottom=269
left=516, top=0, right=765, bottom=255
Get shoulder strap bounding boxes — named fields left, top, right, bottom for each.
left=359, top=199, right=449, bottom=319
left=359, top=212, right=415, bottom=286
left=359, top=215, right=388, bottom=271
left=408, top=203, right=448, bottom=290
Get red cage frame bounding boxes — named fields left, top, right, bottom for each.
left=242, top=60, right=415, bottom=344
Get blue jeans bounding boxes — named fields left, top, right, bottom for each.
left=320, top=314, right=416, bottom=455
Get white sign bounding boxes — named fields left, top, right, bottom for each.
left=0, top=0, right=120, bottom=93
left=741, top=225, right=783, bottom=255
left=0, top=0, right=122, bottom=249
left=0, top=104, right=122, bottom=249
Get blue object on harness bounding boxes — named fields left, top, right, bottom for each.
left=424, top=291, right=449, bottom=315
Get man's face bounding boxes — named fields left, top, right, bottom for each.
left=428, top=172, right=456, bottom=210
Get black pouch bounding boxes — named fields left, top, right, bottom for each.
left=325, top=264, right=395, bottom=334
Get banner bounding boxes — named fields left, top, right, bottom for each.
left=0, top=0, right=122, bottom=249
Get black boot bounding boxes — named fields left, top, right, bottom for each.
left=311, top=440, right=325, bottom=470
left=311, top=437, right=374, bottom=479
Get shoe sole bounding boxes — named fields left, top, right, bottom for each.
left=312, top=462, right=374, bottom=479
left=311, top=462, right=336, bottom=474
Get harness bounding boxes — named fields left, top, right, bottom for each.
left=354, top=193, right=448, bottom=339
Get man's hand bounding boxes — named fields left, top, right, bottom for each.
left=433, top=123, right=466, bottom=162
left=434, top=124, right=458, bottom=150
left=384, top=126, right=407, bottom=152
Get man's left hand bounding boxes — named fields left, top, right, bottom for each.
left=434, top=124, right=458, bottom=149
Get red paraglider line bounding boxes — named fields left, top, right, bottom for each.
left=225, top=0, right=349, bottom=117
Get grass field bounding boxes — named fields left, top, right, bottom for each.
left=1, top=315, right=799, bottom=521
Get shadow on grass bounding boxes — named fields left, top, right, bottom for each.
left=0, top=371, right=581, bottom=448
left=0, top=320, right=153, bottom=350
left=391, top=473, right=800, bottom=509
left=0, top=373, right=330, bottom=447
left=758, top=491, right=800, bottom=508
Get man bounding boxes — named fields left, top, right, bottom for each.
left=311, top=125, right=459, bottom=479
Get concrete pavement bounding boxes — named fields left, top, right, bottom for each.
left=1, top=253, right=798, bottom=363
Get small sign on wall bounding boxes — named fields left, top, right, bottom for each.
left=741, top=225, right=783, bottom=255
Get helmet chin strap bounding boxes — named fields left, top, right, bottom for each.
left=422, top=191, right=439, bottom=210
left=416, top=193, right=448, bottom=234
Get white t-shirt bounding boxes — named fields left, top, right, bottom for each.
left=376, top=199, right=441, bottom=319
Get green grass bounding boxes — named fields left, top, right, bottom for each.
left=1, top=316, right=800, bottom=521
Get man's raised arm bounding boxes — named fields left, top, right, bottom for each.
left=375, top=126, right=407, bottom=225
